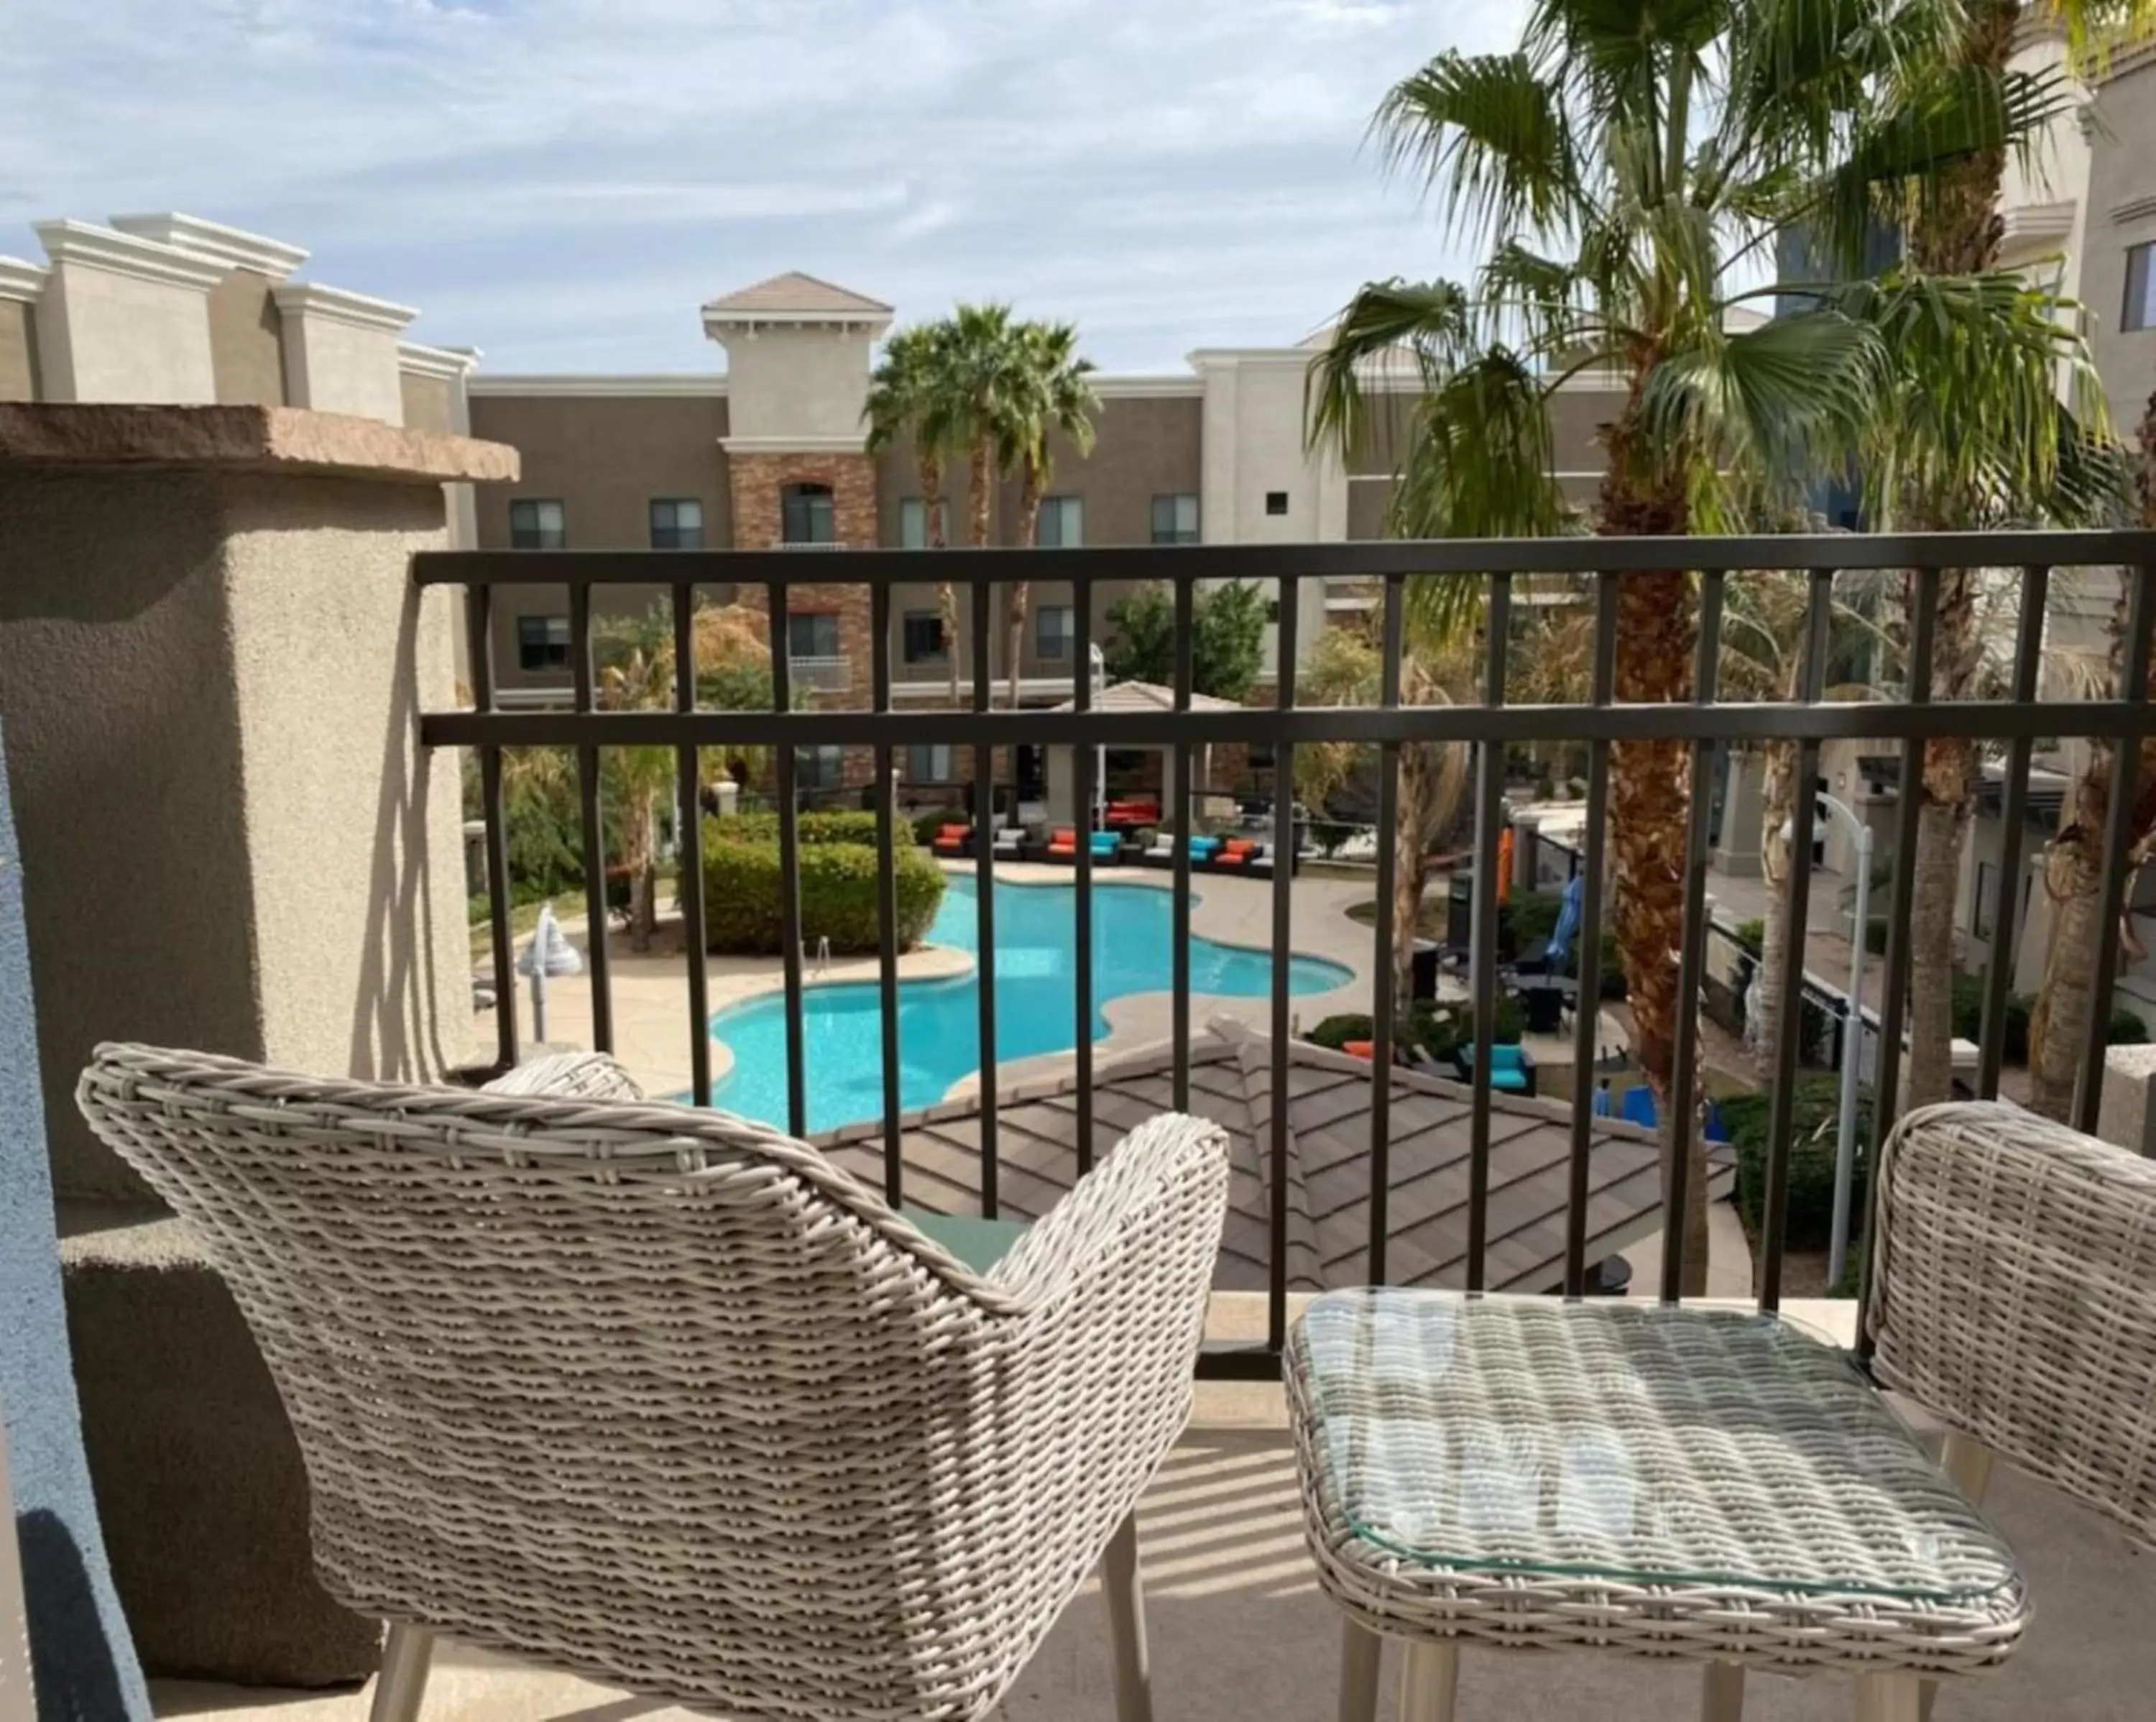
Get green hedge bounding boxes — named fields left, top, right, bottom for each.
left=701, top=830, right=944, bottom=954
left=1721, top=1076, right=1871, bottom=1254
left=712, top=809, right=883, bottom=847
left=913, top=809, right=964, bottom=845
left=1506, top=890, right=1566, bottom=944
left=1308, top=998, right=1526, bottom=1061
left=1945, top=973, right=2147, bottom=1064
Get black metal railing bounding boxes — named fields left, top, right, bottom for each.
left=420, top=533, right=2156, bottom=1374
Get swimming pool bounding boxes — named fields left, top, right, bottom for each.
left=710, top=875, right=1354, bottom=1133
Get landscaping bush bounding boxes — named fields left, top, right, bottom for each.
left=2109, top=1007, right=2150, bottom=1046
left=1722, top=1074, right=1871, bottom=1254
left=702, top=831, right=944, bottom=954
left=1596, top=926, right=1628, bottom=1000
left=1946, top=972, right=2147, bottom=1064
left=714, top=809, right=883, bottom=847
left=1305, top=998, right=1524, bottom=1060
left=912, top=808, right=963, bottom=846
left=1506, top=889, right=1566, bottom=944
left=1733, top=917, right=1765, bottom=952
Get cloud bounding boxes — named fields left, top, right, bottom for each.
left=0, top=0, right=1526, bottom=371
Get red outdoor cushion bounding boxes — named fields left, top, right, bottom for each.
left=937, top=824, right=969, bottom=841
left=1342, top=1040, right=1374, bottom=1059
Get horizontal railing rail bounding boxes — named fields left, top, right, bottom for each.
left=419, top=533, right=2156, bottom=1378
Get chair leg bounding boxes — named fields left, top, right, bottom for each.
left=369, top=1623, right=436, bottom=1722
left=1702, top=1661, right=1746, bottom=1721
left=1918, top=1435, right=1994, bottom=1722
left=1397, top=1641, right=1459, bottom=1722
left=1856, top=1673, right=1922, bottom=1722
left=1100, top=1510, right=1153, bottom=1722
left=1338, top=1619, right=1382, bottom=1722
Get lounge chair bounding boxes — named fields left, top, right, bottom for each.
left=1089, top=829, right=1122, bottom=864
left=1210, top=837, right=1259, bottom=871
left=929, top=821, right=972, bottom=858
left=77, top=1044, right=1231, bottom=1722
left=1044, top=826, right=1079, bottom=862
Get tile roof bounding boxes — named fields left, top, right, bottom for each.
left=817, top=1021, right=1728, bottom=1294
left=1049, top=679, right=1247, bottom=714
left=701, top=271, right=893, bottom=318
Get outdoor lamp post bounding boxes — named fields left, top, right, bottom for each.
left=1783, top=793, right=1873, bottom=1289
left=517, top=903, right=584, bottom=1048
left=1089, top=640, right=1107, bottom=827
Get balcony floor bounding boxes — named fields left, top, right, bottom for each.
left=153, top=1306, right=2152, bottom=1722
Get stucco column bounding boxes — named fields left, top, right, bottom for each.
left=0, top=402, right=518, bottom=1683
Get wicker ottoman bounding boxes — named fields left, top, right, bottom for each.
left=1286, top=1291, right=2028, bottom=1722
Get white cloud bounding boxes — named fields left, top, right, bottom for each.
left=0, top=0, right=1526, bottom=369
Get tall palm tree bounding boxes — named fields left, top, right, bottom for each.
left=1002, top=320, right=1101, bottom=713
left=1311, top=0, right=2080, bottom=1292
left=866, top=323, right=966, bottom=702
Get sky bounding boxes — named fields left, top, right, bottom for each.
left=0, top=0, right=1527, bottom=374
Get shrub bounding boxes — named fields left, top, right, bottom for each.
left=2109, top=1007, right=2150, bottom=1046
left=1722, top=1074, right=1871, bottom=1254
left=1304, top=998, right=1524, bottom=1060
left=1733, top=917, right=1766, bottom=952
left=701, top=832, right=944, bottom=954
left=912, top=809, right=962, bottom=846
left=714, top=809, right=883, bottom=847
left=1596, top=926, right=1628, bottom=1000
left=1506, top=889, right=1566, bottom=944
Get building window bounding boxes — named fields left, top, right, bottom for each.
left=649, top=497, right=704, bottom=549
left=1036, top=495, right=1083, bottom=548
left=899, top=497, right=951, bottom=548
left=903, top=610, right=946, bottom=663
left=2127, top=241, right=2156, bottom=333
left=509, top=498, right=566, bottom=549
left=906, top=743, right=954, bottom=782
left=1264, top=490, right=1289, bottom=516
left=782, top=483, right=836, bottom=545
left=516, top=614, right=571, bottom=672
left=788, top=612, right=841, bottom=660
left=796, top=745, right=846, bottom=788
left=1036, top=604, right=1074, bottom=660
left=1151, top=493, right=1199, bottom=544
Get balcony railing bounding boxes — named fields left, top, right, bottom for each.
left=788, top=653, right=852, bottom=694
left=418, top=533, right=2156, bottom=1376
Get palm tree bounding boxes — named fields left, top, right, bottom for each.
left=1310, top=0, right=2082, bottom=1292
left=1002, top=320, right=1101, bottom=713
left=866, top=323, right=965, bottom=702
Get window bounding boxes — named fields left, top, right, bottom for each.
left=2127, top=241, right=2156, bottom=333
left=788, top=612, right=841, bottom=660
left=1036, top=604, right=1074, bottom=660
left=782, top=483, right=836, bottom=545
left=1264, top=490, right=1289, bottom=516
left=899, top=497, right=951, bottom=548
left=795, top=745, right=845, bottom=788
left=509, top=498, right=566, bottom=549
left=649, top=497, right=704, bottom=549
left=1151, top=492, right=1199, bottom=545
left=906, top=744, right=954, bottom=782
left=516, top=614, right=571, bottom=672
left=903, top=609, right=946, bottom=663
left=1036, top=495, right=1083, bottom=548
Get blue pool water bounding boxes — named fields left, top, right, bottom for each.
left=711, top=876, right=1353, bottom=1132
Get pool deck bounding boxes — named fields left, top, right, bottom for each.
left=494, top=860, right=1382, bottom=1102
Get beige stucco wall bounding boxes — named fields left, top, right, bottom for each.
left=206, top=272, right=287, bottom=407
left=280, top=310, right=405, bottom=423
left=1195, top=355, right=1349, bottom=546
left=0, top=461, right=475, bottom=1199
left=37, top=262, right=216, bottom=403
left=399, top=371, right=454, bottom=433
left=715, top=326, right=877, bottom=443
left=0, top=299, right=36, bottom=400
left=2085, top=55, right=2156, bottom=428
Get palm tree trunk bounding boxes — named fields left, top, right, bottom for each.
left=1010, top=461, right=1043, bottom=717
left=918, top=446, right=958, bottom=712
left=1751, top=739, right=1800, bottom=1077
left=1393, top=745, right=1434, bottom=1016
left=625, top=795, right=658, bottom=954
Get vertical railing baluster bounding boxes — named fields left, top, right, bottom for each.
left=676, top=582, right=713, bottom=1108
left=1564, top=573, right=1619, bottom=1296
left=2076, top=562, right=2156, bottom=1133
left=1074, top=579, right=1097, bottom=1177
left=1659, top=571, right=1725, bottom=1304
left=570, top=579, right=613, bottom=1055
left=1172, top=576, right=1195, bottom=1111
left=1759, top=568, right=1835, bottom=1312
left=1465, top=573, right=1512, bottom=1292
left=1370, top=574, right=1405, bottom=1284
left=765, top=581, right=804, bottom=1132
left=1856, top=566, right=1939, bottom=1348
left=1269, top=575, right=1301, bottom=1349
left=469, top=584, right=517, bottom=1069
left=973, top=575, right=999, bottom=1214
left=1978, top=567, right=2049, bottom=1098
left=872, top=578, right=902, bottom=1202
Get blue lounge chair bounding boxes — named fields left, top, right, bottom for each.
left=1621, top=1085, right=1659, bottom=1130
left=1487, top=1043, right=1531, bottom=1095
left=1089, top=829, right=1120, bottom=862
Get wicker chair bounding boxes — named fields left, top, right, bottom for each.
left=76, top=1042, right=1231, bottom=1722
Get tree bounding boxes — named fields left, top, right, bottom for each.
left=1002, top=320, right=1100, bottom=712
left=1309, top=0, right=2081, bottom=1292
left=865, top=323, right=964, bottom=701
left=1103, top=581, right=1267, bottom=703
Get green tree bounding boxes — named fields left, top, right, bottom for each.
left=865, top=323, right=965, bottom=700
left=1308, top=0, right=2093, bottom=1292
left=1103, top=580, right=1267, bottom=703
left=1001, top=319, right=1100, bottom=712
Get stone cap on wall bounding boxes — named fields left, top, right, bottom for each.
left=0, top=403, right=520, bottom=485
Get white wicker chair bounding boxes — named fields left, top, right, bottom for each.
left=76, top=1042, right=1230, bottom=1722
left=1868, top=1099, right=2156, bottom=1547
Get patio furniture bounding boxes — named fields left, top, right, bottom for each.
left=1620, top=1082, right=1658, bottom=1130
left=1289, top=1289, right=2028, bottom=1722
left=1513, top=976, right=1573, bottom=1036
left=930, top=820, right=972, bottom=857
left=1044, top=825, right=1079, bottom=861
left=1211, top=837, right=1261, bottom=870
left=992, top=824, right=1026, bottom=860
left=1090, top=829, right=1123, bottom=864
left=76, top=1043, right=1232, bottom=1722
left=1104, top=797, right=1161, bottom=831
left=1448, top=1041, right=1535, bottom=1097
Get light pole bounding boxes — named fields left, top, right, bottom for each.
left=1088, top=641, right=1107, bottom=827
left=517, top=903, right=584, bottom=1050
left=1788, top=791, right=1872, bottom=1289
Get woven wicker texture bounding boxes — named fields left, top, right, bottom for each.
left=1869, top=1100, right=2156, bottom=1548
left=1286, top=1291, right=2028, bottom=1677
left=76, top=1043, right=1230, bottom=1722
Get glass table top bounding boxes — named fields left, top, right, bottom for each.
left=1292, top=1289, right=2016, bottom=1602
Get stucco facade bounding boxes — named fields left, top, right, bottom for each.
left=2083, top=49, right=2156, bottom=432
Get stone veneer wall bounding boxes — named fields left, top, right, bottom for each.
left=728, top=450, right=880, bottom=788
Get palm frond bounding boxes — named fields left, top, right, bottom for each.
left=1304, top=278, right=1478, bottom=462
left=1374, top=51, right=1578, bottom=240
